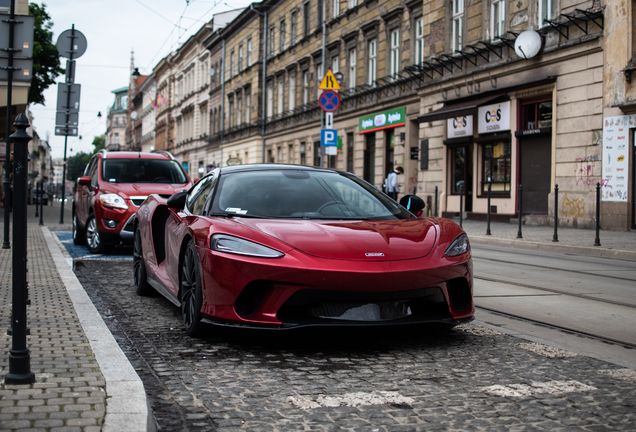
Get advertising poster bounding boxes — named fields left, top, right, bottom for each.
left=602, top=116, right=630, bottom=202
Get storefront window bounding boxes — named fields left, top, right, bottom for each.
left=482, top=141, right=511, bottom=194
left=451, top=146, right=465, bottom=195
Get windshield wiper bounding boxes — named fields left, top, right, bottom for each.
left=207, top=212, right=275, bottom=219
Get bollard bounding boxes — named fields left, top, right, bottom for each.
left=594, top=182, right=601, bottom=246
left=5, top=113, right=35, bottom=384
left=459, top=183, right=464, bottom=228
left=486, top=183, right=492, bottom=235
left=39, top=183, right=44, bottom=226
left=34, top=181, right=39, bottom=218
left=434, top=186, right=438, bottom=217
left=517, top=184, right=523, bottom=239
left=553, top=184, right=559, bottom=242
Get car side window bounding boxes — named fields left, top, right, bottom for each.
left=83, top=157, right=97, bottom=186
left=186, top=174, right=216, bottom=215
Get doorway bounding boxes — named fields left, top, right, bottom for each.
left=520, top=134, right=551, bottom=214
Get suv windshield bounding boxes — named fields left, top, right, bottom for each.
left=102, top=159, right=188, bottom=184
left=211, top=169, right=414, bottom=220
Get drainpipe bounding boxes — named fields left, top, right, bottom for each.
left=261, top=10, right=268, bottom=163
left=220, top=38, right=225, bottom=167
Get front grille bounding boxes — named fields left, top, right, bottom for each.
left=130, top=196, right=148, bottom=207
left=277, top=287, right=450, bottom=324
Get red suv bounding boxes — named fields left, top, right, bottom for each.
left=73, top=150, right=192, bottom=254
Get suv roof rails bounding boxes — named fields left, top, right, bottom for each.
left=151, top=150, right=176, bottom=160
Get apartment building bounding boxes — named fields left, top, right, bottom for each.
left=416, top=0, right=606, bottom=228
left=105, top=87, right=127, bottom=151
left=131, top=0, right=633, bottom=230
left=603, top=1, right=636, bottom=229
left=153, top=54, right=175, bottom=155
left=207, top=0, right=425, bottom=190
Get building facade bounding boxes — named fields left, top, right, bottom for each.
left=105, top=87, right=128, bottom=151
left=127, top=0, right=634, bottom=230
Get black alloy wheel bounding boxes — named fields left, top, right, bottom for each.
left=133, top=226, right=152, bottom=296
left=180, top=240, right=204, bottom=337
left=72, top=212, right=85, bottom=245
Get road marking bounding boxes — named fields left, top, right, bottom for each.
left=482, top=380, right=596, bottom=397
left=288, top=391, right=415, bottom=410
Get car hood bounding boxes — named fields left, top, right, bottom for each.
left=101, top=183, right=189, bottom=198
left=234, top=219, right=438, bottom=260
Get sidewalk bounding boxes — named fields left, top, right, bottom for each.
left=0, top=205, right=635, bottom=432
left=0, top=204, right=152, bottom=432
left=457, top=218, right=636, bottom=261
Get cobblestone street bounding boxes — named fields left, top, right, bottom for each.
left=75, top=260, right=636, bottom=431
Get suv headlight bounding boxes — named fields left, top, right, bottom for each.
left=100, top=193, right=128, bottom=210
left=211, top=234, right=284, bottom=258
left=445, top=233, right=470, bottom=257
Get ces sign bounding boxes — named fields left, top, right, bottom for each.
left=478, top=101, right=511, bottom=134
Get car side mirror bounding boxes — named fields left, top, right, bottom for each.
left=77, top=176, right=91, bottom=187
left=167, top=190, right=188, bottom=210
left=399, top=195, right=425, bottom=216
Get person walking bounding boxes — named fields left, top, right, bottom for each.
left=385, top=166, right=403, bottom=200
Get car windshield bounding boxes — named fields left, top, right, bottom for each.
left=210, top=169, right=414, bottom=220
left=102, top=159, right=188, bottom=184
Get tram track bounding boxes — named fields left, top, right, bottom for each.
left=474, top=275, right=636, bottom=309
left=476, top=304, right=636, bottom=351
left=472, top=255, right=636, bottom=283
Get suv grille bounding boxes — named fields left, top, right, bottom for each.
left=130, top=197, right=148, bottom=207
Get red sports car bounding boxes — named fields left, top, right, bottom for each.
left=133, top=164, right=473, bottom=336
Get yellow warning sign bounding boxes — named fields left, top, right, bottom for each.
left=319, top=69, right=341, bottom=90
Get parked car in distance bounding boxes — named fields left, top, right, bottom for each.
left=33, top=190, right=49, bottom=205
left=73, top=150, right=192, bottom=254
left=133, top=164, right=474, bottom=337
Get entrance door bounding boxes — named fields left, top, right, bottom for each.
left=520, top=134, right=551, bottom=214
left=633, top=130, right=636, bottom=229
left=385, top=130, right=394, bottom=179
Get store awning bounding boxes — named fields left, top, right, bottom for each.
left=417, top=94, right=508, bottom=123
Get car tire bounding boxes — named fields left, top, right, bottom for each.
left=72, top=212, right=85, bottom=245
left=180, top=240, right=204, bottom=337
left=85, top=214, right=108, bottom=254
left=133, top=226, right=153, bottom=296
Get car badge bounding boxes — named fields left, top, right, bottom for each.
left=365, top=253, right=384, bottom=257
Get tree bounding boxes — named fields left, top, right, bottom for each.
left=28, top=3, right=64, bottom=105
left=65, top=152, right=91, bottom=181
left=92, top=135, right=105, bottom=153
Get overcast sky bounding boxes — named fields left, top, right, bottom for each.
left=29, top=0, right=249, bottom=159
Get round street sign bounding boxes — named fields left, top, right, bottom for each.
left=319, top=90, right=340, bottom=112
left=56, top=28, right=88, bottom=59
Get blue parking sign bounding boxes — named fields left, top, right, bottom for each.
left=321, top=129, right=338, bottom=147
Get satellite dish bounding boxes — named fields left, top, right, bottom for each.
left=209, top=67, right=215, bottom=76
left=130, top=111, right=138, bottom=120
left=514, top=30, right=542, bottom=59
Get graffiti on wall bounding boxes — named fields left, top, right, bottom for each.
left=574, top=157, right=598, bottom=186
left=561, top=193, right=586, bottom=220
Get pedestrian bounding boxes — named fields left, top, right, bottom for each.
left=384, top=166, right=403, bottom=200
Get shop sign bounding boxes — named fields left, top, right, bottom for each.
left=359, top=107, right=406, bottom=134
left=447, top=115, right=473, bottom=138
left=478, top=101, right=510, bottom=134
left=602, top=116, right=630, bottom=202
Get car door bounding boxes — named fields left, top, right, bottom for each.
left=163, top=173, right=217, bottom=298
left=76, top=157, right=96, bottom=226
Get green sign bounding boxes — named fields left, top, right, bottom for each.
left=358, top=107, right=406, bottom=134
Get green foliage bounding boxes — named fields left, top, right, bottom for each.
left=92, top=135, right=106, bottom=153
left=28, top=3, right=64, bottom=105
left=65, top=152, right=91, bottom=181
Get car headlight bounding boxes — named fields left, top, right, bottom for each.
left=445, top=233, right=470, bottom=257
left=211, top=234, right=284, bottom=258
left=99, top=193, right=128, bottom=210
